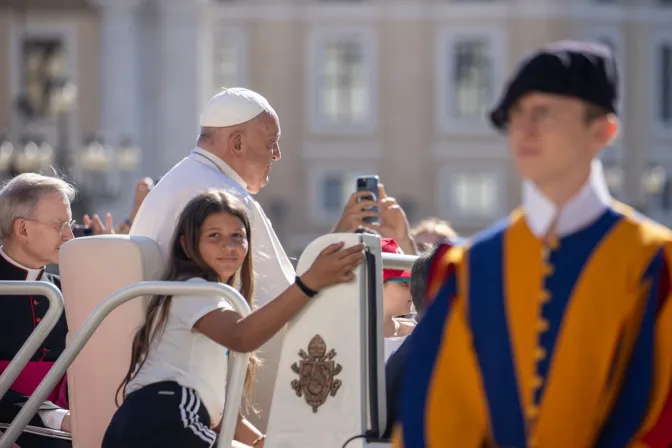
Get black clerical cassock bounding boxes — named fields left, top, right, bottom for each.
left=0, top=249, right=70, bottom=447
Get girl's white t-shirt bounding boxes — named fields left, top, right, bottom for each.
left=384, top=318, right=416, bottom=362
left=384, top=336, right=407, bottom=363
left=126, top=278, right=234, bottom=422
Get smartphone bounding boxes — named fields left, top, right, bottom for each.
left=72, top=225, right=93, bottom=238
left=356, top=175, right=379, bottom=224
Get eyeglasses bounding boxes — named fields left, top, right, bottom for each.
left=23, top=218, right=76, bottom=236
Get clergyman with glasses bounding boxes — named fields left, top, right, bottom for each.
left=0, top=173, right=75, bottom=447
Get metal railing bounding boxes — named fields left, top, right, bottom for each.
left=0, top=282, right=64, bottom=401
left=381, top=253, right=417, bottom=271
left=0, top=281, right=251, bottom=448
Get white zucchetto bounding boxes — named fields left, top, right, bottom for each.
left=199, top=87, right=275, bottom=127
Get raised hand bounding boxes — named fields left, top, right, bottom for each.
left=332, top=192, right=380, bottom=233
left=82, top=213, right=115, bottom=235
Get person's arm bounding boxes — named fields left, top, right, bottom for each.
left=234, top=414, right=263, bottom=446
left=128, top=177, right=153, bottom=224
left=212, top=415, right=262, bottom=447
left=625, top=245, right=672, bottom=447
left=376, top=184, right=417, bottom=255
left=393, top=234, right=418, bottom=257
left=393, top=246, right=474, bottom=447
left=194, top=242, right=364, bottom=353
left=332, top=192, right=380, bottom=233
left=195, top=283, right=310, bottom=353
left=231, top=442, right=253, bottom=448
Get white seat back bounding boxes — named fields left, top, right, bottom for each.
left=265, top=234, right=386, bottom=448
left=59, top=236, right=163, bottom=448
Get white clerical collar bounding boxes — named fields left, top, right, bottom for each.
left=0, top=246, right=44, bottom=281
left=191, top=147, right=248, bottom=190
left=522, top=159, right=613, bottom=238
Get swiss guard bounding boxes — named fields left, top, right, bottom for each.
left=393, top=41, right=672, bottom=447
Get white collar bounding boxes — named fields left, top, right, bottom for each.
left=0, top=246, right=45, bottom=281
left=522, top=159, right=613, bottom=238
left=191, top=147, right=248, bottom=190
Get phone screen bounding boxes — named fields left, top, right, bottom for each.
left=356, top=175, right=379, bottom=224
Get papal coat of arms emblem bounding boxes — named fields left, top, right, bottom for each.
left=290, top=334, right=342, bottom=413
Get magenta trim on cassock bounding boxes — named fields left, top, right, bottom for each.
left=0, top=360, right=69, bottom=410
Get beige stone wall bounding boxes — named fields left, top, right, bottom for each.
left=0, top=6, right=99, bottom=140
left=234, top=2, right=672, bottom=253
left=2, top=0, right=672, bottom=255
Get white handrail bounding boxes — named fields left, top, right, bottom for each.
left=0, top=281, right=251, bottom=448
left=0, top=282, right=64, bottom=401
left=381, top=253, right=417, bottom=271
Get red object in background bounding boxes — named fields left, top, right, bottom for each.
left=640, top=255, right=672, bottom=448
left=381, top=238, right=411, bottom=282
left=641, top=385, right=672, bottom=448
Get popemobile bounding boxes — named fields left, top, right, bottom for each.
left=0, top=232, right=408, bottom=448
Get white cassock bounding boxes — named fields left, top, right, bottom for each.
left=129, top=87, right=295, bottom=430
left=129, top=147, right=295, bottom=301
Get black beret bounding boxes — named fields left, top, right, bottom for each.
left=489, top=40, right=619, bottom=131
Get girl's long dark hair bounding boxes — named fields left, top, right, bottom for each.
left=115, top=189, right=260, bottom=411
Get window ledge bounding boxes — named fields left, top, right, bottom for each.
left=307, top=26, right=378, bottom=135
left=435, top=25, right=508, bottom=135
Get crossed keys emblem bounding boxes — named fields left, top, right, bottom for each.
left=290, top=334, right=342, bottom=413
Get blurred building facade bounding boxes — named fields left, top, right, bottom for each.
left=0, top=0, right=671, bottom=255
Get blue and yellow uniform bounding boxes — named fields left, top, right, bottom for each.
left=394, top=195, right=672, bottom=447
left=394, top=38, right=672, bottom=448
left=394, top=40, right=672, bottom=448
left=395, top=38, right=672, bottom=448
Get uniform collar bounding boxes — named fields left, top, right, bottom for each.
left=522, top=159, right=612, bottom=238
left=0, top=246, right=45, bottom=281
left=191, top=147, right=248, bottom=190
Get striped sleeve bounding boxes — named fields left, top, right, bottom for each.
left=595, top=248, right=661, bottom=446
left=424, top=242, right=457, bottom=307
left=397, top=248, right=461, bottom=447
left=634, top=243, right=672, bottom=448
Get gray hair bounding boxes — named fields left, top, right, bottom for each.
left=0, top=173, right=76, bottom=238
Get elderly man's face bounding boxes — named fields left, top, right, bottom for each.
left=21, top=193, right=74, bottom=265
left=240, top=113, right=281, bottom=194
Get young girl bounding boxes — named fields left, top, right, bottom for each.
left=102, top=189, right=364, bottom=448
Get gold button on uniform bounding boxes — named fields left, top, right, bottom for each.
left=540, top=290, right=551, bottom=304
left=527, top=405, right=539, bottom=420
left=546, top=236, right=559, bottom=250
left=536, top=318, right=549, bottom=333
left=532, top=375, right=544, bottom=390
left=534, top=347, right=547, bottom=361
left=542, top=262, right=554, bottom=276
